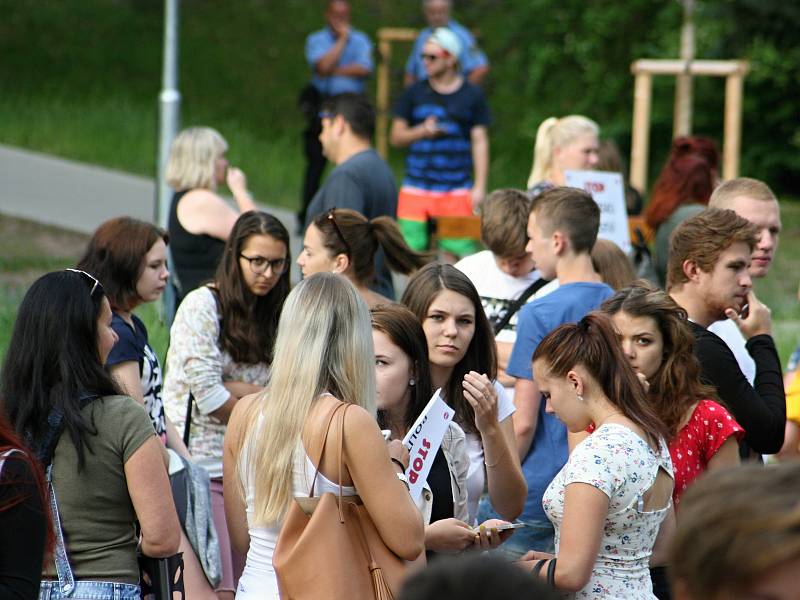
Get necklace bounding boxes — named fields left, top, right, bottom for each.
left=596, top=411, right=624, bottom=428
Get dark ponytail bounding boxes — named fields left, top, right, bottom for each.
left=533, top=311, right=669, bottom=447
left=370, top=216, right=432, bottom=277
left=314, top=208, right=433, bottom=286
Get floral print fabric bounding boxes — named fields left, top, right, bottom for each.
left=543, top=424, right=673, bottom=599
left=163, top=286, right=268, bottom=479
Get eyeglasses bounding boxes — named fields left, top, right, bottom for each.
left=65, top=268, right=103, bottom=298
left=318, top=111, right=336, bottom=120
left=239, top=254, right=287, bottom=275
left=326, top=208, right=351, bottom=256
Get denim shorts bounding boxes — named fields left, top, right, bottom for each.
left=39, top=580, right=140, bottom=600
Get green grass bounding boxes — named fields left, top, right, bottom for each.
left=0, top=92, right=305, bottom=210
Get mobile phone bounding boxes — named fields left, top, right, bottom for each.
left=739, top=303, right=750, bottom=319
left=494, top=522, right=529, bottom=532
left=475, top=522, right=529, bottom=533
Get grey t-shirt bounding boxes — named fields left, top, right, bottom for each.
left=305, top=149, right=398, bottom=298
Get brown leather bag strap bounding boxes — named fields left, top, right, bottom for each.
left=337, top=405, right=381, bottom=568
left=337, top=403, right=351, bottom=505
left=309, top=399, right=346, bottom=499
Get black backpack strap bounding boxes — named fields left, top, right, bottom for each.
left=182, top=393, right=194, bottom=448
left=491, top=278, right=551, bottom=335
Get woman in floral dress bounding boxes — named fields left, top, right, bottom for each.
left=521, top=312, right=673, bottom=598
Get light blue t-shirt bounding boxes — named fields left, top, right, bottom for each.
left=507, top=281, right=614, bottom=521
left=305, top=27, right=373, bottom=96
left=405, top=20, right=488, bottom=82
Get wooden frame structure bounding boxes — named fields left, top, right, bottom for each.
left=629, top=59, right=749, bottom=192
left=375, top=27, right=418, bottom=158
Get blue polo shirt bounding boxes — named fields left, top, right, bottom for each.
left=405, top=20, right=488, bottom=81
left=305, top=27, right=373, bottom=96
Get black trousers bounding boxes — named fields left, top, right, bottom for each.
left=299, top=113, right=327, bottom=227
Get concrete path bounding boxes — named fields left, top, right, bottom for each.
left=0, top=143, right=302, bottom=259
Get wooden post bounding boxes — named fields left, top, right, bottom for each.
left=673, top=0, right=695, bottom=137
left=630, top=71, right=653, bottom=193
left=376, top=37, right=392, bottom=158
left=723, top=72, right=745, bottom=181
left=629, top=58, right=748, bottom=192
left=375, top=28, right=419, bottom=159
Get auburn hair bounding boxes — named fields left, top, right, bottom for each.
left=644, top=136, right=719, bottom=229
left=533, top=311, right=669, bottom=448
left=601, top=280, right=720, bottom=438
left=77, top=217, right=168, bottom=312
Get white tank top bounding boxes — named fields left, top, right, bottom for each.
left=236, top=417, right=357, bottom=599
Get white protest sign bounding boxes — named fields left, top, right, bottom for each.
left=565, top=170, right=630, bottom=253
left=402, top=389, right=454, bottom=501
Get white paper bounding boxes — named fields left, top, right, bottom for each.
left=564, top=169, right=631, bottom=253
left=401, top=389, right=454, bottom=501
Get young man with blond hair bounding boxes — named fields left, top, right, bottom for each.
left=707, top=177, right=782, bottom=384
left=667, top=208, right=785, bottom=457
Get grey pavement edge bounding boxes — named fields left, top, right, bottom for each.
left=0, top=143, right=304, bottom=280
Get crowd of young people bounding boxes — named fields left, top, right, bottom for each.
left=0, top=15, right=797, bottom=596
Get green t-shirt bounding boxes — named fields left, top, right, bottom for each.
left=44, top=395, right=155, bottom=583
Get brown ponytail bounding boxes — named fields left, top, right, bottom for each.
left=370, top=216, right=433, bottom=277
left=533, top=311, right=669, bottom=447
left=314, top=208, right=433, bottom=286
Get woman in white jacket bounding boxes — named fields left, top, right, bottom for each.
left=371, top=303, right=513, bottom=556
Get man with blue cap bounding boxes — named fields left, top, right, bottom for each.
left=391, top=27, right=490, bottom=260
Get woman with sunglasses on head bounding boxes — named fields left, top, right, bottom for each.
left=223, top=275, right=424, bottom=599
left=520, top=312, right=673, bottom=598
left=371, top=303, right=513, bottom=557
left=1, top=270, right=181, bottom=599
left=165, top=126, right=257, bottom=304
left=77, top=217, right=221, bottom=599
left=297, top=207, right=432, bottom=308
left=163, top=211, right=291, bottom=599
left=401, top=263, right=526, bottom=526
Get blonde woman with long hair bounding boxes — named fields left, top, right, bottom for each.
left=223, top=274, right=425, bottom=598
left=526, top=115, right=600, bottom=197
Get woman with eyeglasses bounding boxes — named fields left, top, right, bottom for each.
left=297, top=207, right=432, bottom=308
left=1, top=269, right=181, bottom=599
left=163, top=211, right=291, bottom=599
left=77, top=217, right=220, bottom=599
left=165, top=126, right=257, bottom=305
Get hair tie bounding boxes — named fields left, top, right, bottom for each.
left=577, top=316, right=591, bottom=333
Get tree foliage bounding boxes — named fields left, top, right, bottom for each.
left=0, top=0, right=796, bottom=199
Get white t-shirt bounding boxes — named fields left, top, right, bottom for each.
left=708, top=318, right=756, bottom=385
left=463, top=381, right=516, bottom=524
left=455, top=251, right=559, bottom=344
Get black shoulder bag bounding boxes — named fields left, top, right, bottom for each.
left=490, top=278, right=551, bottom=336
